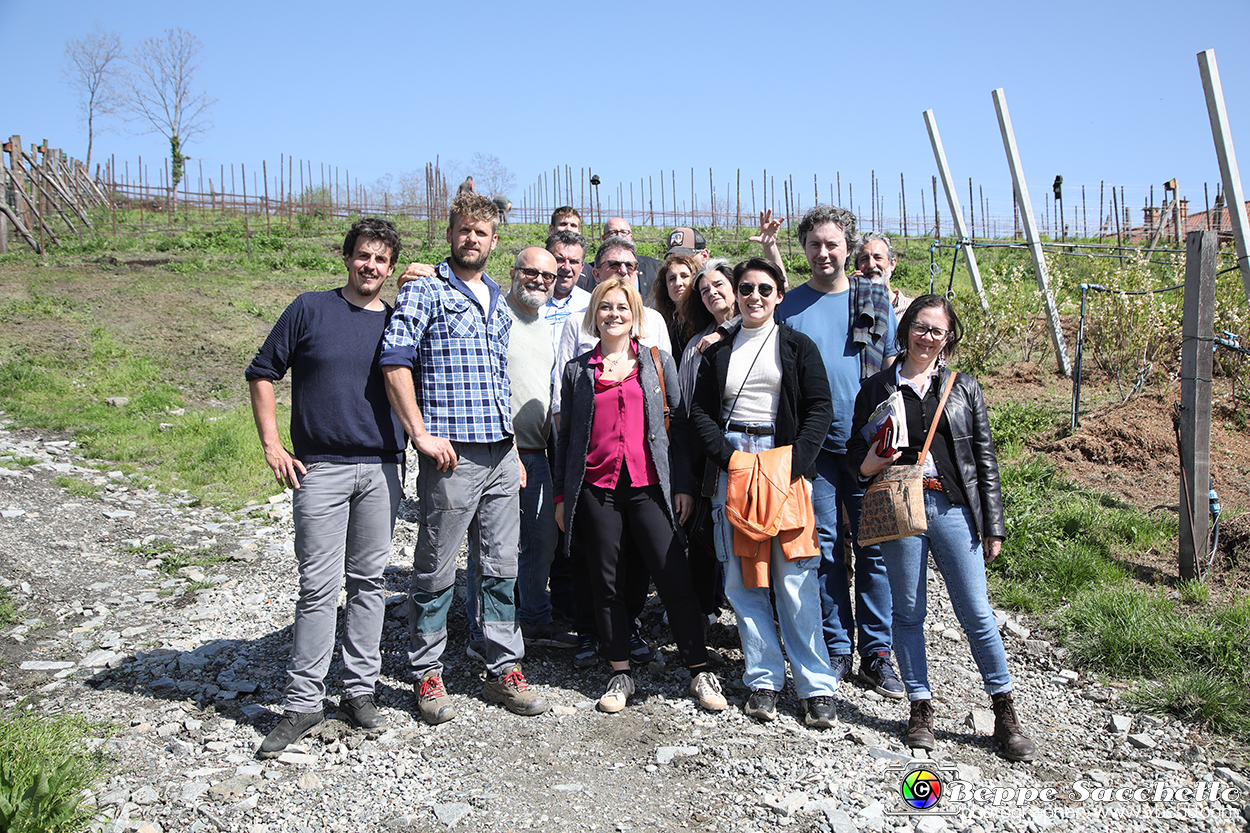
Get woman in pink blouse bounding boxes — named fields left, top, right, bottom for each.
left=554, top=277, right=726, bottom=715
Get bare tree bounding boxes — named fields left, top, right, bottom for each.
left=469, top=152, right=516, bottom=199
left=123, top=27, right=215, bottom=205
left=62, top=24, right=125, bottom=173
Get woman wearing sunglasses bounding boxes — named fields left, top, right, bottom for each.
left=688, top=257, right=841, bottom=727
left=848, top=294, right=1036, bottom=762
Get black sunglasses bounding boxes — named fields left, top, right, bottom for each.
left=737, top=282, right=776, bottom=297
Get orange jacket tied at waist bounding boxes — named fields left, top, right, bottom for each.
left=723, top=446, right=819, bottom=589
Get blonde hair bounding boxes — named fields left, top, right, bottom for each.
left=582, top=277, right=649, bottom=340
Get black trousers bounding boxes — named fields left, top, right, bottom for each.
left=573, top=482, right=708, bottom=668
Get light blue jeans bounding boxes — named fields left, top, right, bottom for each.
left=879, top=488, right=1013, bottom=701
left=712, top=429, right=838, bottom=698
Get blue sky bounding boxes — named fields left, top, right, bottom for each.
left=4, top=0, right=1249, bottom=236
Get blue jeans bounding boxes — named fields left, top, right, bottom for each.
left=712, top=430, right=838, bottom=698
left=466, top=450, right=558, bottom=640
left=879, top=488, right=1013, bottom=700
left=811, top=450, right=892, bottom=658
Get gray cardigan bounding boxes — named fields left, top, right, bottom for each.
left=553, top=344, right=694, bottom=557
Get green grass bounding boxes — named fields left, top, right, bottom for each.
left=1, top=333, right=282, bottom=510
left=52, top=477, right=101, bottom=499
left=987, top=400, right=1063, bottom=458
left=987, top=455, right=1249, bottom=738
left=0, top=708, right=109, bottom=833
left=155, top=548, right=228, bottom=576
left=0, top=589, right=15, bottom=627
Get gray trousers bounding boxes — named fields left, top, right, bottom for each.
left=408, top=439, right=523, bottom=676
left=286, top=461, right=402, bottom=713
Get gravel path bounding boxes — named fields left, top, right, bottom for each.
left=1, top=420, right=1247, bottom=833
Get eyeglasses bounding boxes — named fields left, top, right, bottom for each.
left=737, top=282, right=776, bottom=297
left=515, top=266, right=556, bottom=283
left=909, top=322, right=951, bottom=339
left=600, top=259, right=638, bottom=274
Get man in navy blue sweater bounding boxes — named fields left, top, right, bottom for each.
left=246, top=218, right=406, bottom=757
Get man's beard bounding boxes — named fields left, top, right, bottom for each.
left=514, top=283, right=552, bottom=308
left=866, top=267, right=892, bottom=285
left=451, top=246, right=491, bottom=272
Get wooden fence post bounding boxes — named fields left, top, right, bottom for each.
left=1178, top=230, right=1216, bottom=581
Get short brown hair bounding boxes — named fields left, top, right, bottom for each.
left=449, top=192, right=500, bottom=233
left=549, top=206, right=581, bottom=228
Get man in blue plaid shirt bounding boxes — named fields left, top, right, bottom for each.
left=381, top=192, right=549, bottom=724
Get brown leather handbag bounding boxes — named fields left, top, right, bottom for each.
left=858, top=373, right=955, bottom=547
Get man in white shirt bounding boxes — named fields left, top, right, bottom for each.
left=541, top=230, right=592, bottom=352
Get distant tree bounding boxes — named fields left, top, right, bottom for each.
left=469, top=152, right=516, bottom=199
left=123, top=27, right=215, bottom=207
left=62, top=24, right=125, bottom=173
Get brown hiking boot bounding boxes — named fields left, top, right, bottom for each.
left=905, top=698, right=936, bottom=751
left=991, top=691, right=1037, bottom=762
left=482, top=664, right=550, bottom=716
left=416, top=672, right=456, bottom=725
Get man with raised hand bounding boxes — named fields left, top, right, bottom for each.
left=856, top=231, right=912, bottom=318
left=246, top=217, right=405, bottom=757
left=464, top=247, right=574, bottom=653
left=766, top=204, right=907, bottom=700
left=381, top=192, right=550, bottom=725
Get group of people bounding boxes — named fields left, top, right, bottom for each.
left=245, top=193, right=1036, bottom=764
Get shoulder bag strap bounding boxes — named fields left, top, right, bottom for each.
left=919, top=372, right=957, bottom=460
left=650, top=345, right=670, bottom=434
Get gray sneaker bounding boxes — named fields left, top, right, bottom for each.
left=482, top=664, right=549, bottom=716
left=597, top=672, right=635, bottom=713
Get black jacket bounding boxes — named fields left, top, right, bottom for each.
left=847, top=366, right=1006, bottom=544
left=688, top=322, right=833, bottom=482
left=554, top=345, right=692, bottom=557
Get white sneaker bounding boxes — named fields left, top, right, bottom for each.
left=597, top=672, right=635, bottom=713
left=690, top=671, right=727, bottom=711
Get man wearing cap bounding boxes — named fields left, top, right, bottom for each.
left=665, top=226, right=710, bottom=269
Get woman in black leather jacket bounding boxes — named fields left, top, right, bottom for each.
left=848, top=294, right=1036, bottom=763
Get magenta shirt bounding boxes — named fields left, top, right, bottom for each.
left=583, top=343, right=660, bottom=491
